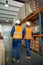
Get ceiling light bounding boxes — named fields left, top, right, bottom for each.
left=29, top=8, right=32, bottom=13
left=6, top=20, right=8, bottom=22
left=28, top=5, right=32, bottom=13
left=5, top=0, right=9, bottom=7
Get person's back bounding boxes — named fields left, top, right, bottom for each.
left=24, top=26, right=32, bottom=40
left=23, top=22, right=33, bottom=59
left=13, top=24, right=22, bottom=39
left=11, top=20, right=22, bottom=63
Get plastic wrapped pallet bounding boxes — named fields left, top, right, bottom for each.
left=0, top=39, right=5, bottom=65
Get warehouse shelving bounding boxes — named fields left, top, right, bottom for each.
left=33, top=34, right=43, bottom=37
left=21, top=8, right=43, bottom=55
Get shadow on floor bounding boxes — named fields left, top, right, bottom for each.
left=5, top=46, right=43, bottom=65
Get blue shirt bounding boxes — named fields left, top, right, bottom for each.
left=11, top=26, right=15, bottom=37
left=22, top=29, right=26, bottom=39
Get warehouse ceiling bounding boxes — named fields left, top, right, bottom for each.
left=0, top=0, right=43, bottom=23
left=13, top=0, right=31, bottom=3
left=0, top=0, right=24, bottom=23
left=13, top=0, right=43, bottom=3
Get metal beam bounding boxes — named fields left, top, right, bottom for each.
left=39, top=12, right=42, bottom=55
left=0, top=21, right=12, bottom=23
left=0, top=2, right=21, bottom=8
left=0, top=8, right=18, bottom=13
left=39, top=13, right=42, bottom=44
left=13, top=0, right=25, bottom=3
left=0, top=13, right=16, bottom=16
left=0, top=16, right=14, bottom=19
left=41, top=12, right=43, bottom=14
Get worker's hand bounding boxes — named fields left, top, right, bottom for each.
left=22, top=40, right=23, bottom=42
left=10, top=36, right=12, bottom=39
left=22, top=39, right=24, bottom=42
left=10, top=36, right=12, bottom=44
left=21, top=40, right=25, bottom=46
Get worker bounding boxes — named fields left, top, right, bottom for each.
left=22, top=22, right=33, bottom=59
left=10, top=20, right=22, bottom=63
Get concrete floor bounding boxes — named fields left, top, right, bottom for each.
left=5, top=47, right=43, bottom=65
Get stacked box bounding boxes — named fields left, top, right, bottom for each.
left=32, top=25, right=40, bottom=33
left=30, top=37, right=40, bottom=53
left=30, top=39, right=35, bottom=50
left=32, top=0, right=43, bottom=12
left=30, top=43, right=35, bottom=50
left=35, top=43, right=40, bottom=53
left=34, top=37, right=40, bottom=53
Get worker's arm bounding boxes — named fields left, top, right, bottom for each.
left=22, top=28, right=26, bottom=40
left=32, top=32, right=33, bottom=36
left=10, top=26, right=15, bottom=38
left=32, top=31, right=34, bottom=40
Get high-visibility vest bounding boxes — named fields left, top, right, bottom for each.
left=24, top=27, right=32, bottom=40
left=13, top=25, right=22, bottom=39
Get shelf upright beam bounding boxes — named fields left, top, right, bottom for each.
left=39, top=12, right=42, bottom=55
left=42, top=13, right=43, bottom=42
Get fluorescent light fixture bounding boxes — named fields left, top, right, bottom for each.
left=5, top=4, right=9, bottom=7
left=28, top=5, right=32, bottom=13
left=29, top=8, right=32, bottom=13
left=5, top=0, right=9, bottom=7
left=6, top=20, right=8, bottom=22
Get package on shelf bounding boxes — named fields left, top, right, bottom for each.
left=35, top=25, right=40, bottom=33
left=35, top=44, right=40, bottom=51
left=30, top=46, right=33, bottom=49
left=30, top=43, right=35, bottom=50
left=35, top=42, right=40, bottom=46
left=30, top=43, right=33, bottom=47
left=34, top=46, right=39, bottom=51
left=35, top=41, right=39, bottom=44
left=32, top=39, right=35, bottom=43
left=35, top=45, right=39, bottom=48
left=32, top=44, right=35, bottom=46
left=35, top=37, right=40, bottom=41
left=32, top=27, right=35, bottom=33
left=35, top=44, right=40, bottom=47
left=32, top=0, right=43, bottom=12
left=35, top=47, right=39, bottom=50
left=32, top=46, right=35, bottom=50
left=32, top=25, right=40, bottom=33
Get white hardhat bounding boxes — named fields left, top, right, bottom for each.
left=26, top=22, right=30, bottom=26
left=15, top=20, right=20, bottom=24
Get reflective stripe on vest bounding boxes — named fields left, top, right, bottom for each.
left=13, top=25, right=22, bottom=39
left=24, top=27, right=32, bottom=40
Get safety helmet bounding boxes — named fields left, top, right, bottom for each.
left=26, top=22, right=30, bottom=26
left=15, top=20, right=20, bottom=24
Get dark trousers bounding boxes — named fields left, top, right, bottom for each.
left=12, top=39, right=21, bottom=59
left=25, top=40, right=31, bottom=56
